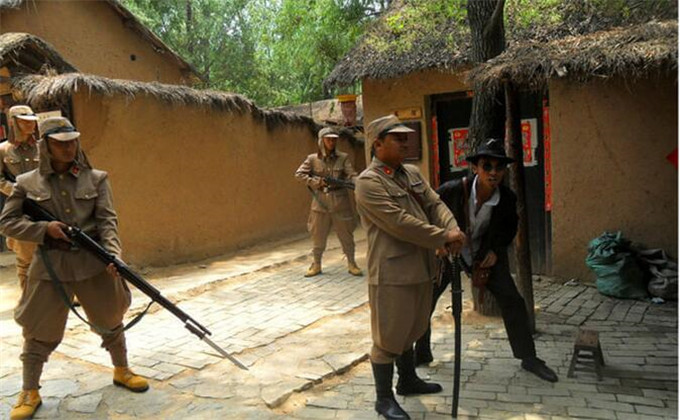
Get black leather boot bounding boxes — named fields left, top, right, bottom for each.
left=396, top=348, right=442, bottom=396
left=371, top=362, right=410, bottom=419
left=414, top=328, right=433, bottom=366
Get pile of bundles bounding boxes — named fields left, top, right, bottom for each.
left=586, top=231, right=677, bottom=301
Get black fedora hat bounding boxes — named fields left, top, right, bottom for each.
left=465, top=138, right=514, bottom=164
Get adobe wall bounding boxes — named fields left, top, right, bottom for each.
left=71, top=90, right=361, bottom=266
left=549, top=76, right=678, bottom=280
left=2, top=1, right=189, bottom=84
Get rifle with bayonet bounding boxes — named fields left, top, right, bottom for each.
left=21, top=198, right=248, bottom=370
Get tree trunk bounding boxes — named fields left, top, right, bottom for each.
left=467, top=0, right=506, bottom=317
left=185, top=0, right=195, bottom=54
left=504, top=81, right=536, bottom=333
left=468, top=0, right=506, bottom=151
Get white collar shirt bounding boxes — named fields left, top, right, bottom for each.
left=462, top=177, right=501, bottom=266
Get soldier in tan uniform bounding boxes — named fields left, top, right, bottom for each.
left=295, top=126, right=362, bottom=277
left=355, top=115, right=465, bottom=420
left=0, top=105, right=40, bottom=289
left=0, top=117, right=148, bottom=420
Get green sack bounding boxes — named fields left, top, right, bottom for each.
left=586, top=232, right=647, bottom=299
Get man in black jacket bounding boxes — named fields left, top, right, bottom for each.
left=416, top=138, right=558, bottom=383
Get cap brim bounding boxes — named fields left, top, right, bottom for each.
left=386, top=125, right=415, bottom=134
left=466, top=153, right=515, bottom=164
left=48, top=132, right=80, bottom=141
left=16, top=115, right=38, bottom=121
left=322, top=134, right=340, bottom=138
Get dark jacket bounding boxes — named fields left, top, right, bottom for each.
left=436, top=176, right=518, bottom=262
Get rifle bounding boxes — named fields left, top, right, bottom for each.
left=323, top=176, right=355, bottom=191
left=447, top=254, right=463, bottom=418
left=21, top=198, right=248, bottom=370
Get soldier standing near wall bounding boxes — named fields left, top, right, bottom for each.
left=355, top=115, right=465, bottom=419
left=0, top=117, right=149, bottom=420
left=295, top=127, right=362, bottom=277
left=0, top=105, right=40, bottom=289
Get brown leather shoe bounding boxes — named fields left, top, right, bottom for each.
left=305, top=262, right=322, bottom=277
left=113, top=367, right=149, bottom=392
left=10, top=389, right=41, bottom=420
left=348, top=262, right=363, bottom=276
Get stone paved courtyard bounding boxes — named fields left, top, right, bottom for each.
left=0, top=231, right=677, bottom=419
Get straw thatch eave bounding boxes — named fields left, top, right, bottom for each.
left=468, top=20, right=677, bottom=93
left=324, top=0, right=678, bottom=89
left=13, top=73, right=318, bottom=134
left=0, top=32, right=77, bottom=75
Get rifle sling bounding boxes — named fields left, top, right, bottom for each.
left=39, top=245, right=153, bottom=335
left=306, top=186, right=330, bottom=211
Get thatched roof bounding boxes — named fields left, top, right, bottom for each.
left=0, top=0, right=201, bottom=82
left=14, top=73, right=318, bottom=133
left=468, top=20, right=677, bottom=92
left=324, top=0, right=678, bottom=88
left=0, top=32, right=77, bottom=75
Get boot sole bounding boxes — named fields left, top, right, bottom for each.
left=113, top=380, right=149, bottom=393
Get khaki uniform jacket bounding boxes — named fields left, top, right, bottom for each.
left=0, top=141, right=39, bottom=196
left=0, top=165, right=122, bottom=282
left=295, top=151, right=356, bottom=213
left=355, top=158, right=458, bottom=286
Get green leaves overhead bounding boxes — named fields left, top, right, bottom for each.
left=122, top=0, right=385, bottom=106
left=122, top=0, right=676, bottom=105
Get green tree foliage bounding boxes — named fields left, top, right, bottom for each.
left=122, top=0, right=387, bottom=106
left=123, top=0, right=675, bottom=106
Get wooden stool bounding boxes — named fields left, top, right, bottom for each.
left=567, top=329, right=605, bottom=380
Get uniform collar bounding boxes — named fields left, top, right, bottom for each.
left=370, top=157, right=402, bottom=178
left=47, top=162, right=81, bottom=178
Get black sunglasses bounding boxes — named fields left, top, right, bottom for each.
left=481, top=162, right=507, bottom=172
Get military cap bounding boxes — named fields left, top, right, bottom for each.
left=8, top=105, right=38, bottom=121
left=318, top=126, right=340, bottom=140
left=365, top=115, right=414, bottom=148
left=39, top=116, right=80, bottom=141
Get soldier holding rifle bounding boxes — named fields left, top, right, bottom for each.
left=295, top=126, right=362, bottom=277
left=0, top=117, right=148, bottom=420
left=355, top=115, right=465, bottom=420
left=0, top=105, right=40, bottom=290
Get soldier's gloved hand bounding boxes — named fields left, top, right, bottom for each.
left=46, top=221, right=71, bottom=243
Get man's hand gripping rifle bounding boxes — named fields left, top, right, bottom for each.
left=323, top=176, right=355, bottom=191
left=22, top=199, right=248, bottom=370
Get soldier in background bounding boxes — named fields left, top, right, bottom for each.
left=355, top=115, right=465, bottom=419
left=0, top=105, right=40, bottom=289
left=1, top=116, right=149, bottom=420
left=295, top=127, right=362, bottom=277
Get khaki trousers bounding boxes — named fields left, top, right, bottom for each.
left=369, top=281, right=432, bottom=364
left=16, top=270, right=132, bottom=388
left=6, top=237, right=37, bottom=290
left=308, top=210, right=356, bottom=263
